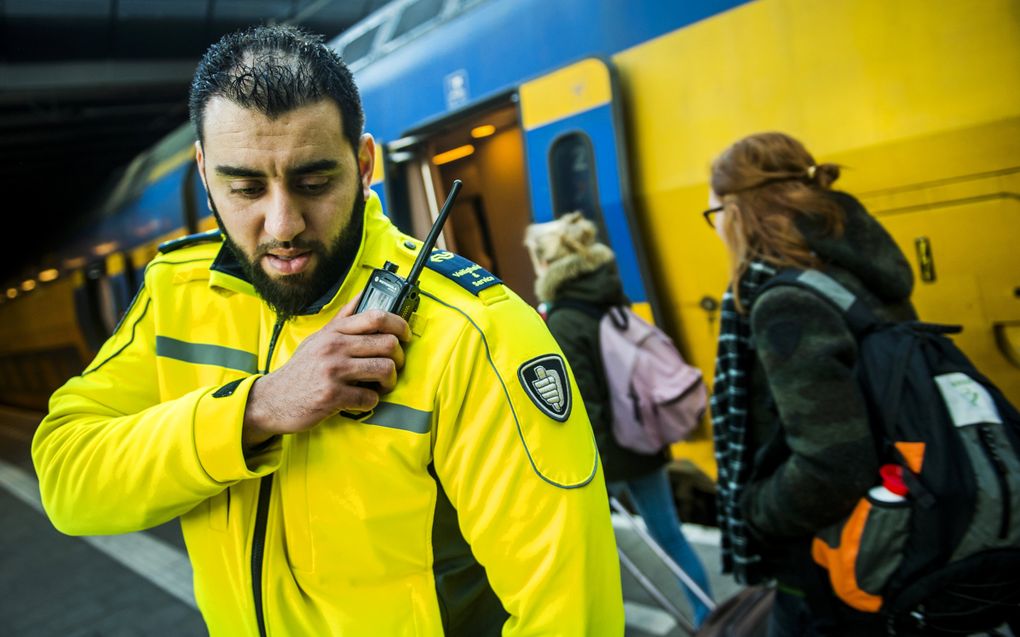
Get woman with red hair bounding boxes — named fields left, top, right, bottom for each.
left=708, top=132, right=916, bottom=636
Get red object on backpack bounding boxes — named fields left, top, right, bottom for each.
left=879, top=464, right=909, bottom=497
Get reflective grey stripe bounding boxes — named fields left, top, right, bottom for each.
left=156, top=336, right=258, bottom=373
left=796, top=270, right=856, bottom=311
left=363, top=402, right=432, bottom=434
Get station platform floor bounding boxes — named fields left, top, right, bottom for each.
left=0, top=404, right=742, bottom=636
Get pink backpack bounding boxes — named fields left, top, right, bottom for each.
left=598, top=306, right=706, bottom=453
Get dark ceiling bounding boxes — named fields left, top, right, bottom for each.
left=0, top=0, right=392, bottom=285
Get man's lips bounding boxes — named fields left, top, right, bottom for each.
left=264, top=251, right=312, bottom=275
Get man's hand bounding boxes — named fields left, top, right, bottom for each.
left=242, top=297, right=411, bottom=449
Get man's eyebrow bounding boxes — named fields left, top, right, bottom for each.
left=290, top=159, right=339, bottom=175
left=213, top=160, right=339, bottom=178
left=215, top=165, right=263, bottom=178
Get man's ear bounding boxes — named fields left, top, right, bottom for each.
left=357, top=134, right=376, bottom=198
left=194, top=141, right=214, bottom=210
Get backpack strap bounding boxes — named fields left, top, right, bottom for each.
left=757, top=268, right=881, bottom=336
left=606, top=306, right=629, bottom=331
left=761, top=269, right=930, bottom=490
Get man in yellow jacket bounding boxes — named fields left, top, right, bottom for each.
left=33, top=25, right=623, bottom=636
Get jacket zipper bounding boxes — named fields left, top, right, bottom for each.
left=252, top=475, right=274, bottom=637
left=252, top=317, right=285, bottom=637
left=976, top=424, right=1011, bottom=540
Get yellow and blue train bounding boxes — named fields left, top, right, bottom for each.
left=2, top=0, right=1018, bottom=486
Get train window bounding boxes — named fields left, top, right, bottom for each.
left=392, top=0, right=444, bottom=40
left=342, top=26, right=380, bottom=64
left=549, top=132, right=609, bottom=240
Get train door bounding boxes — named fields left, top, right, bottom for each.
left=382, top=95, right=538, bottom=304
left=381, top=59, right=659, bottom=316
left=518, top=57, right=660, bottom=322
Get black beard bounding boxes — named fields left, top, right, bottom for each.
left=218, top=187, right=365, bottom=322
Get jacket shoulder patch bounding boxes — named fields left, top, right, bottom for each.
left=425, top=250, right=501, bottom=296
left=518, top=354, right=572, bottom=422
left=158, top=229, right=223, bottom=254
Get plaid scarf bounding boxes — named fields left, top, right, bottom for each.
left=710, top=259, right=777, bottom=585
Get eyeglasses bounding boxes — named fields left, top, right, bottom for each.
left=702, top=205, right=723, bottom=229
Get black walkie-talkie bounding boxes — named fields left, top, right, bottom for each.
left=354, top=179, right=462, bottom=321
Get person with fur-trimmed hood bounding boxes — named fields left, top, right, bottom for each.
left=525, top=212, right=714, bottom=626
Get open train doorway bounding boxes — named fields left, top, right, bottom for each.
left=382, top=96, right=538, bottom=306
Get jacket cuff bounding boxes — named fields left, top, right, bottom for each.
left=194, top=375, right=281, bottom=483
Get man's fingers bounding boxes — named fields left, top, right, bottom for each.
left=329, top=308, right=411, bottom=342
left=337, top=386, right=380, bottom=413
left=341, top=333, right=404, bottom=361
left=391, top=339, right=406, bottom=371
left=372, top=364, right=399, bottom=394
left=363, top=310, right=411, bottom=342
left=335, top=357, right=397, bottom=386
left=335, top=294, right=361, bottom=321
left=310, top=295, right=408, bottom=416
left=332, top=334, right=405, bottom=372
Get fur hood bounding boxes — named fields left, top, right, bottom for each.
left=534, top=243, right=615, bottom=302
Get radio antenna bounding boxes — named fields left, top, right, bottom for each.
left=406, top=179, right=462, bottom=286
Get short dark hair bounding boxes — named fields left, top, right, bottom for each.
left=188, top=25, right=364, bottom=151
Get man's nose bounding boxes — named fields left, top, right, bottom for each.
left=263, top=188, right=306, bottom=241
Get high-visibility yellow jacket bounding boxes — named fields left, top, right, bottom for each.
left=33, top=194, right=624, bottom=636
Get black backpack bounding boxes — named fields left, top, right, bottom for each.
left=760, top=268, right=1020, bottom=635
